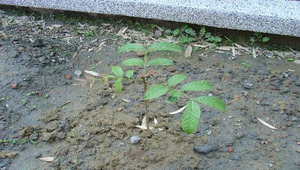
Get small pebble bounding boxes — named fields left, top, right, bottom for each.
left=269, top=163, right=273, bottom=168
left=194, top=143, right=218, bottom=154
left=74, top=70, right=83, bottom=77
left=207, top=130, right=212, bottom=136
left=275, top=148, right=280, bottom=152
left=130, top=136, right=140, bottom=144
left=154, top=30, right=162, bottom=38
left=283, top=73, right=289, bottom=78
left=243, top=83, right=253, bottom=89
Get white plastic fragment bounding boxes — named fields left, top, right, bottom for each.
left=169, top=106, right=186, bottom=115
left=122, top=99, right=131, bottom=103
left=39, top=157, right=55, bottom=162
left=257, top=118, right=277, bottom=130
left=84, top=70, right=101, bottom=77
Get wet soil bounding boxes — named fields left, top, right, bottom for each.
left=0, top=9, right=300, bottom=170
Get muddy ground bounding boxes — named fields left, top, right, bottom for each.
left=0, top=8, right=300, bottom=170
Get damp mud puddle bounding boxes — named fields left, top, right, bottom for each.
left=0, top=9, right=299, bottom=170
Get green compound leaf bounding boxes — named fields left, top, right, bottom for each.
left=167, top=74, right=186, bottom=86
left=180, top=81, right=212, bottom=91
left=199, top=26, right=206, bottom=37
left=167, top=89, right=182, bottom=103
left=144, top=84, right=168, bottom=100
left=125, top=70, right=134, bottom=78
left=114, top=78, right=123, bottom=93
left=182, top=100, right=201, bottom=134
left=173, top=28, right=180, bottom=36
left=111, top=66, right=123, bottom=77
left=148, top=58, right=174, bottom=66
left=179, top=36, right=197, bottom=44
left=148, top=42, right=182, bottom=53
left=194, top=96, right=226, bottom=113
left=262, top=37, right=270, bottom=42
left=185, top=28, right=196, bottom=36
left=122, top=58, right=144, bottom=66
left=117, top=43, right=146, bottom=54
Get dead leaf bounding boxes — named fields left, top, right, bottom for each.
left=117, top=27, right=128, bottom=35
left=234, top=43, right=251, bottom=52
left=2, top=18, right=8, bottom=28
left=135, top=116, right=162, bottom=131
left=232, top=46, right=236, bottom=57
left=257, top=118, right=277, bottom=130
left=154, top=117, right=158, bottom=125
left=184, top=45, right=192, bottom=58
left=0, top=150, right=18, bottom=159
left=252, top=48, right=257, bottom=59
left=169, top=106, right=186, bottom=115
left=155, top=25, right=164, bottom=32
left=294, top=60, right=300, bottom=65
left=192, top=44, right=209, bottom=49
left=216, top=46, right=232, bottom=51
left=75, top=78, right=87, bottom=86
left=85, top=75, right=95, bottom=88
left=233, top=95, right=241, bottom=101
left=39, top=157, right=55, bottom=162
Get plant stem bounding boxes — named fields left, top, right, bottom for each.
left=142, top=77, right=150, bottom=131
left=142, top=51, right=150, bottom=131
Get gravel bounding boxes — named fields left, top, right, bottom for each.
left=130, top=135, right=141, bottom=144
left=194, top=143, right=218, bottom=154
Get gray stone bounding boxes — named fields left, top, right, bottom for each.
left=194, top=143, right=218, bottom=154
left=230, top=153, right=241, bottom=161
left=130, top=135, right=140, bottom=144
left=0, top=159, right=11, bottom=168
left=243, top=83, right=253, bottom=89
left=154, top=30, right=162, bottom=38
left=0, top=0, right=299, bottom=37
left=74, top=70, right=83, bottom=77
left=234, top=131, right=244, bottom=139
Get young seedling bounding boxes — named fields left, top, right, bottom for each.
left=112, top=42, right=226, bottom=134
left=250, top=32, right=269, bottom=44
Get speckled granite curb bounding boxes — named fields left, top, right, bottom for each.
left=0, top=0, right=300, bottom=37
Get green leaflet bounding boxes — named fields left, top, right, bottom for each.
left=167, top=89, right=182, bottom=103
left=182, top=100, right=201, bottom=134
left=148, top=42, right=182, bottom=53
left=199, top=26, right=206, bottom=37
left=173, top=29, right=180, bottom=36
left=148, top=58, right=174, bottom=66
left=117, top=43, right=145, bottom=54
left=144, top=84, right=168, bottom=100
left=180, top=81, right=212, bottom=91
left=122, top=58, right=144, bottom=66
left=262, top=37, right=270, bottom=42
left=185, top=28, right=196, bottom=36
left=125, top=70, right=134, bottom=78
left=167, top=74, right=186, bottom=86
left=194, top=96, right=226, bottom=113
left=111, top=66, right=123, bottom=77
left=114, top=78, right=123, bottom=93
left=179, top=36, right=197, bottom=44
